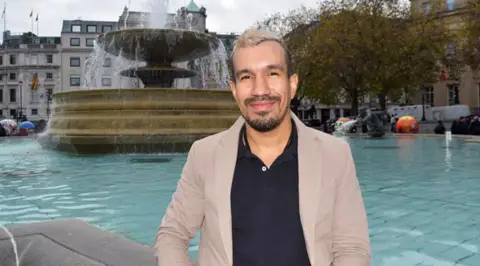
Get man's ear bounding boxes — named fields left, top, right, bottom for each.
left=229, top=80, right=237, bottom=102
left=289, top=73, right=298, bottom=100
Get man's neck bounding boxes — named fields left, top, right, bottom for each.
left=246, top=115, right=292, bottom=166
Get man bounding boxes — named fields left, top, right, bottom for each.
left=155, top=29, right=370, bottom=266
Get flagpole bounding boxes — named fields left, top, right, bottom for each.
left=30, top=10, right=33, bottom=33
left=36, top=14, right=39, bottom=35
left=2, top=3, right=6, bottom=109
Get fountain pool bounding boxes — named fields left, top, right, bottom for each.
left=1, top=135, right=480, bottom=265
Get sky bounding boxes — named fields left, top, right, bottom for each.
left=1, top=0, right=318, bottom=38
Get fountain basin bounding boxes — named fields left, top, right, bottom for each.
left=39, top=88, right=239, bottom=154
left=98, top=29, right=218, bottom=64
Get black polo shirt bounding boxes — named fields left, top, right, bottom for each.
left=230, top=122, right=311, bottom=266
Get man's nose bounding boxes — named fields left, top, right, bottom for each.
left=252, top=75, right=270, bottom=96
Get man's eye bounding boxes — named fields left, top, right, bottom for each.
left=240, top=75, right=251, bottom=80
left=269, top=72, right=279, bottom=76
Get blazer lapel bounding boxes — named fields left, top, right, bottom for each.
left=213, top=116, right=245, bottom=265
left=212, top=113, right=322, bottom=265
left=293, top=114, right=323, bottom=266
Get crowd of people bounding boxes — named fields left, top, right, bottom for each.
left=434, top=115, right=480, bottom=135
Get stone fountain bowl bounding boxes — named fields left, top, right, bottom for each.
left=98, top=28, right=219, bottom=65
left=38, top=88, right=239, bottom=154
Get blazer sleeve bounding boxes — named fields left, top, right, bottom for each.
left=332, top=142, right=371, bottom=266
left=155, top=142, right=204, bottom=266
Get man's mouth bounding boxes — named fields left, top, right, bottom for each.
left=250, top=101, right=275, bottom=111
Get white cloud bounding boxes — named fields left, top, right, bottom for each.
left=2, top=0, right=317, bottom=39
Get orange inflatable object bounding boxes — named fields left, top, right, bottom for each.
left=395, top=116, right=419, bottom=133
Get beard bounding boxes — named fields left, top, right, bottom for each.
left=243, top=95, right=287, bottom=132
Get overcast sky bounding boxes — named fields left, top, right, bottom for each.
left=1, top=0, right=317, bottom=38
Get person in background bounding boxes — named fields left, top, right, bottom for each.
left=434, top=120, right=446, bottom=134
left=390, top=114, right=397, bottom=132
left=155, top=28, right=370, bottom=266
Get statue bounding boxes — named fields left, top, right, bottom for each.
left=357, top=108, right=386, bottom=138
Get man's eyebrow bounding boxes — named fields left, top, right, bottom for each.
left=235, top=69, right=250, bottom=77
left=266, top=64, right=285, bottom=71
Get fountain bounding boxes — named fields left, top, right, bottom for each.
left=357, top=108, right=386, bottom=138
left=39, top=4, right=239, bottom=154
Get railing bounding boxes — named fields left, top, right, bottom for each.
left=0, top=44, right=59, bottom=50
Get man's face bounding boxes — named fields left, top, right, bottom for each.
left=229, top=41, right=298, bottom=132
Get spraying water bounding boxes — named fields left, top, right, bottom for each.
left=82, top=0, right=230, bottom=90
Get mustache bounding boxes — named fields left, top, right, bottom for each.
left=244, top=95, right=281, bottom=105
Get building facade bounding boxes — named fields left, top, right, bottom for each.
left=1, top=1, right=237, bottom=121
left=0, top=31, right=61, bottom=121
left=411, top=0, right=480, bottom=113
left=60, top=20, right=118, bottom=91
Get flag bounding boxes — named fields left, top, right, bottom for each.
left=31, top=73, right=39, bottom=90
left=1, top=4, right=5, bottom=19
left=29, top=10, right=33, bottom=17
left=35, top=13, right=38, bottom=21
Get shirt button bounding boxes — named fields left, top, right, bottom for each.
left=262, top=166, right=267, bottom=171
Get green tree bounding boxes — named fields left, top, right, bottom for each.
left=460, top=0, right=480, bottom=71
left=257, top=0, right=454, bottom=114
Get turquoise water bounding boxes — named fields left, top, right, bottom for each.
left=1, top=136, right=480, bottom=265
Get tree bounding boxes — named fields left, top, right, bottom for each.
left=460, top=0, right=480, bottom=71
left=256, top=0, right=454, bottom=115
left=364, top=0, right=454, bottom=109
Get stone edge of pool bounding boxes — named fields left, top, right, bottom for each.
left=0, top=219, right=157, bottom=266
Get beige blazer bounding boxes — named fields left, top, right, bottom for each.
left=155, top=113, right=371, bottom=266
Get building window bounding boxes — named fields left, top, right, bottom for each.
left=70, top=38, right=80, bottom=46
left=46, top=73, right=53, bottom=79
left=448, top=84, right=459, bottom=105
left=103, top=58, right=112, bottom=67
left=31, top=90, right=40, bottom=103
left=446, top=0, right=455, bottom=10
left=9, top=55, right=16, bottom=65
left=31, top=109, right=38, bottom=115
left=446, top=42, right=456, bottom=59
left=422, top=2, right=431, bottom=14
left=46, top=38, right=55, bottom=44
left=0, top=109, right=2, bottom=117
left=102, top=25, right=113, bottom=33
left=71, top=25, right=81, bottom=32
left=70, top=57, right=81, bottom=67
left=86, top=38, right=95, bottom=47
left=0, top=55, right=3, bottom=65
left=0, top=89, right=2, bottom=102
left=10, top=109, right=16, bottom=117
left=9, top=73, right=16, bottom=80
left=47, top=88, right=53, bottom=98
left=423, top=87, right=434, bottom=107
left=9, top=88, right=16, bottom=102
left=87, top=25, right=97, bottom=33
left=70, top=75, right=81, bottom=86
left=46, top=54, right=53, bottom=63
left=31, top=54, right=38, bottom=65
left=101, top=76, right=112, bottom=87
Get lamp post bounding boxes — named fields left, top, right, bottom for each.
left=17, top=80, right=23, bottom=123
left=421, top=87, right=426, bottom=121
left=46, top=90, right=52, bottom=117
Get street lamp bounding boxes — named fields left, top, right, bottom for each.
left=421, top=87, right=426, bottom=121
left=17, top=80, right=23, bottom=123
